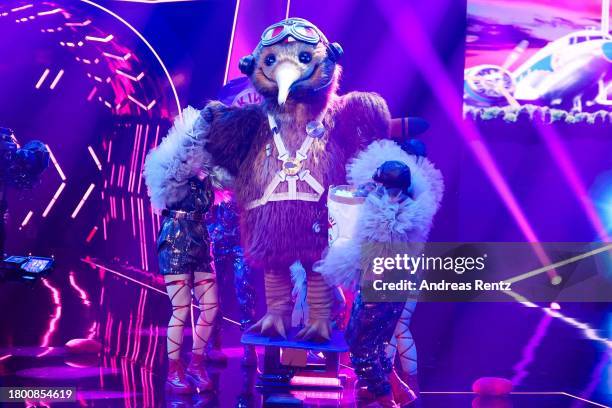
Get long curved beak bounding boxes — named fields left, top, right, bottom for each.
left=274, top=61, right=302, bottom=105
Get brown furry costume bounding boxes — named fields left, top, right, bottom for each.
left=181, top=30, right=391, bottom=341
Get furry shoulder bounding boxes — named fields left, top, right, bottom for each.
left=144, top=106, right=210, bottom=212
left=334, top=91, right=391, bottom=149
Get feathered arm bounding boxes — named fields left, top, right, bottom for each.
left=144, top=106, right=210, bottom=212
left=144, top=102, right=264, bottom=213
left=204, top=101, right=264, bottom=176
left=335, top=91, right=392, bottom=151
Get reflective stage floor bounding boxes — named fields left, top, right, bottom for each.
left=0, top=259, right=609, bottom=407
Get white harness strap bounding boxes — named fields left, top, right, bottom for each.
left=245, top=112, right=326, bottom=210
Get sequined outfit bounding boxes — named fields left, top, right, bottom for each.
left=345, top=293, right=405, bottom=396
left=157, top=177, right=215, bottom=275
left=207, top=199, right=256, bottom=330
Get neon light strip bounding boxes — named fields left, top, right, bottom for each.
left=118, top=165, right=125, bottom=187
left=285, top=0, right=291, bottom=19
left=152, top=124, right=160, bottom=147
left=290, top=375, right=340, bottom=387
left=37, top=8, right=63, bottom=16
left=88, top=145, right=102, bottom=170
left=106, top=139, right=113, bottom=163
left=38, top=278, right=62, bottom=350
left=65, top=19, right=91, bottom=27
left=86, top=86, right=97, bottom=101
left=102, top=216, right=107, bottom=240
left=20, top=211, right=34, bottom=227
left=150, top=201, right=157, bottom=241
left=125, top=313, right=134, bottom=359
left=85, top=34, right=114, bottom=42
left=103, top=51, right=131, bottom=61
left=121, top=197, right=126, bottom=221
left=35, top=68, right=50, bottom=89
left=148, top=325, right=159, bottom=368
left=46, top=144, right=66, bottom=180
left=69, top=272, right=91, bottom=306
left=223, top=0, right=241, bottom=85
left=127, top=95, right=156, bottom=111
left=0, top=354, right=11, bottom=361
left=130, top=196, right=136, bottom=237
left=42, top=182, right=66, bottom=217
left=137, top=124, right=150, bottom=194
left=11, top=4, right=33, bottom=12
left=80, top=0, right=181, bottom=117
left=85, top=226, right=98, bottom=242
left=71, top=183, right=95, bottom=218
left=116, top=69, right=144, bottom=81
left=49, top=69, right=64, bottom=90
left=128, top=125, right=142, bottom=192
left=110, top=164, right=115, bottom=186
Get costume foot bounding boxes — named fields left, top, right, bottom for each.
left=206, top=348, right=228, bottom=365
left=248, top=313, right=290, bottom=339
left=166, top=359, right=194, bottom=394
left=296, top=319, right=331, bottom=342
left=356, top=388, right=399, bottom=408
left=186, top=354, right=213, bottom=392
left=241, top=345, right=258, bottom=366
left=390, top=369, right=417, bottom=407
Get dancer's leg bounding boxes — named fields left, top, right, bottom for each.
left=164, top=274, right=193, bottom=394
left=187, top=271, right=218, bottom=391
left=385, top=302, right=418, bottom=378
left=192, top=271, right=219, bottom=356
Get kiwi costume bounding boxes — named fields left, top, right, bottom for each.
left=172, top=18, right=392, bottom=342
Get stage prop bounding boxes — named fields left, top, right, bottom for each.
left=242, top=328, right=348, bottom=389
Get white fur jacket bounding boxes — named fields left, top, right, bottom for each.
left=314, top=139, right=444, bottom=290
left=143, top=106, right=231, bottom=213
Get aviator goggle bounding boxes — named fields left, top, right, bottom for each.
left=260, top=18, right=328, bottom=47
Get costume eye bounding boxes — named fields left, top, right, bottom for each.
left=264, top=54, right=276, bottom=66
left=299, top=51, right=312, bottom=64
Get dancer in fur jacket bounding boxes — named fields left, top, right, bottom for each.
left=143, top=108, right=221, bottom=394
left=315, top=140, right=443, bottom=407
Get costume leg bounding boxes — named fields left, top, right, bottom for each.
left=164, top=274, right=193, bottom=393
left=248, top=269, right=293, bottom=338
left=187, top=271, right=217, bottom=391
left=296, top=270, right=333, bottom=341
left=385, top=301, right=418, bottom=378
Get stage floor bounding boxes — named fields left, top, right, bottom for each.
left=0, top=260, right=609, bottom=407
